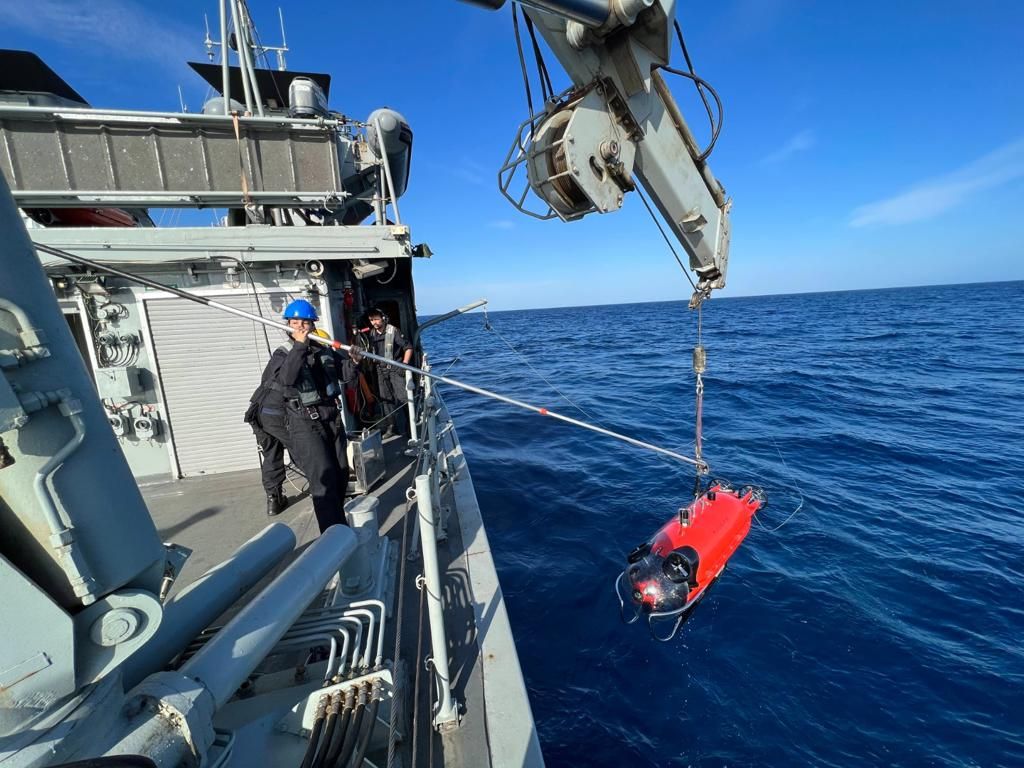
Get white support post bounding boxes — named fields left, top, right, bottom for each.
left=414, top=473, right=460, bottom=730
left=406, top=368, right=418, bottom=447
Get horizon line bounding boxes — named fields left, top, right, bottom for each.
left=418, top=277, right=1023, bottom=316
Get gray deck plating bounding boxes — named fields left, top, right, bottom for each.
left=140, top=428, right=542, bottom=767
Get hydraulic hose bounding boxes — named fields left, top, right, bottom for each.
left=312, top=694, right=340, bottom=768
left=351, top=682, right=383, bottom=768
left=336, top=684, right=368, bottom=767
left=322, top=686, right=355, bottom=767
left=300, top=697, right=328, bottom=768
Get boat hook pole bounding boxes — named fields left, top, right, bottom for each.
left=38, top=243, right=707, bottom=472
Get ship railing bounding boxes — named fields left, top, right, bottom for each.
left=402, top=353, right=462, bottom=731
left=404, top=297, right=486, bottom=453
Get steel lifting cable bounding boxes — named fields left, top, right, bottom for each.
left=634, top=184, right=699, bottom=295
left=692, top=304, right=708, bottom=498
left=634, top=183, right=712, bottom=495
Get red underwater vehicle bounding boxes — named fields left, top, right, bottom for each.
left=617, top=483, right=766, bottom=640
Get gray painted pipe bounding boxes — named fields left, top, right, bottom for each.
left=123, top=522, right=296, bottom=690
left=180, top=525, right=356, bottom=708
left=32, top=404, right=97, bottom=602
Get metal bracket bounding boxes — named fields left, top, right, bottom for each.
left=73, top=589, right=163, bottom=686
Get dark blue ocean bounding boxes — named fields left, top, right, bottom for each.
left=424, top=281, right=1024, bottom=767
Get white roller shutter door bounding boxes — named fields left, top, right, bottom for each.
left=146, top=291, right=298, bottom=476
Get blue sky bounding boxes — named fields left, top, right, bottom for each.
left=2, top=0, right=1022, bottom=312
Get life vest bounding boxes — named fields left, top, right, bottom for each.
left=266, top=341, right=332, bottom=407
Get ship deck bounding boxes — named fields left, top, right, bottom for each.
left=141, top=426, right=541, bottom=767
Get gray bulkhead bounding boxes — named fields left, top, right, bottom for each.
left=32, top=224, right=416, bottom=481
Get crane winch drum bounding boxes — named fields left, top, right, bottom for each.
left=519, top=89, right=637, bottom=220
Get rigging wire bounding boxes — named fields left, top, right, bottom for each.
left=482, top=309, right=606, bottom=426
left=245, top=2, right=288, bottom=109
left=386, top=505, right=412, bottom=768
left=469, top=311, right=699, bottom=468
left=411, top=573, right=426, bottom=768
left=751, top=435, right=807, bottom=532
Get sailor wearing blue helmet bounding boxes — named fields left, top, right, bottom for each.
left=245, top=298, right=360, bottom=532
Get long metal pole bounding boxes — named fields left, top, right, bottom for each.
left=236, top=0, right=265, bottom=117
left=37, top=244, right=706, bottom=471
left=219, top=0, right=231, bottom=114
left=228, top=0, right=254, bottom=114
left=414, top=473, right=459, bottom=729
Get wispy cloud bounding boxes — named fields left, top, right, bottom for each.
left=850, top=136, right=1024, bottom=227
left=760, top=129, right=815, bottom=165
left=488, top=220, right=515, bottom=230
left=450, top=157, right=490, bottom=187
left=423, top=156, right=491, bottom=187
left=1, top=0, right=195, bottom=72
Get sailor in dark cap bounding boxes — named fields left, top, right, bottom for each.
left=365, top=307, right=412, bottom=438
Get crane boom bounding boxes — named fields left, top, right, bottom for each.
left=462, top=0, right=730, bottom=299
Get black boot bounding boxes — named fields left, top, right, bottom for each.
left=266, top=489, right=286, bottom=516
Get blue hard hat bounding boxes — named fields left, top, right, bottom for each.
left=283, top=299, right=318, bottom=321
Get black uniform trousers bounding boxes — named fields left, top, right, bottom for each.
left=255, top=407, right=289, bottom=495
left=285, top=401, right=349, bottom=532
left=378, top=367, right=409, bottom=436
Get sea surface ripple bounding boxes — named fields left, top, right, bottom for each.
left=424, top=281, right=1024, bottom=767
